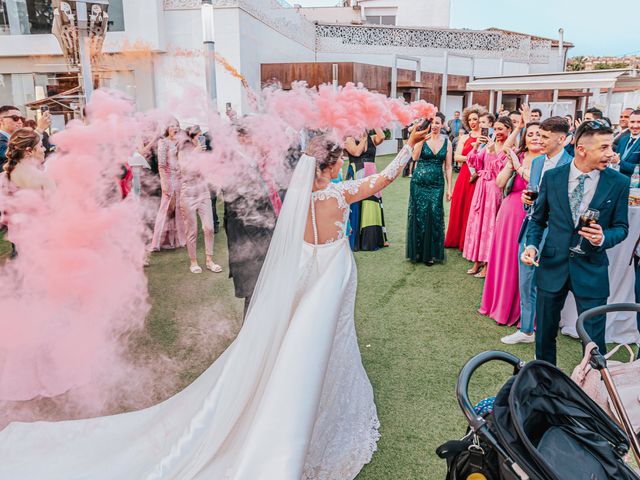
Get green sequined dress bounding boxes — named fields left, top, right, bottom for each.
left=406, top=139, right=447, bottom=264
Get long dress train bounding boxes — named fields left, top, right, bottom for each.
left=0, top=153, right=392, bottom=480
left=406, top=140, right=447, bottom=264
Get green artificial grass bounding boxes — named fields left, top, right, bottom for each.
left=0, top=156, right=609, bottom=477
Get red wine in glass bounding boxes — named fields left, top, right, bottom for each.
left=524, top=184, right=539, bottom=216
left=570, top=208, right=600, bottom=255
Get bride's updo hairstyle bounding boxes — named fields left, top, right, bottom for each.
left=306, top=135, right=343, bottom=174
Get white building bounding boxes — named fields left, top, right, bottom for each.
left=297, top=0, right=451, bottom=28
left=0, top=0, right=584, bottom=128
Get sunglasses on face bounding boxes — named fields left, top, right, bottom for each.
left=2, top=115, right=24, bottom=123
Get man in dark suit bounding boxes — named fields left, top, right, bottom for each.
left=613, top=109, right=640, bottom=177
left=522, top=120, right=630, bottom=365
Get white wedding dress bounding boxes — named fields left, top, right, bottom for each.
left=0, top=146, right=413, bottom=480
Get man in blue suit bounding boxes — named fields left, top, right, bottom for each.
left=614, top=109, right=640, bottom=177
left=502, top=117, right=573, bottom=345
left=522, top=120, right=630, bottom=365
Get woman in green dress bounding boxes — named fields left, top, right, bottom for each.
left=406, top=112, right=453, bottom=265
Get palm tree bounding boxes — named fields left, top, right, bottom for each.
left=568, top=56, right=587, bottom=71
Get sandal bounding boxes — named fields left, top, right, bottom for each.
left=466, top=267, right=480, bottom=275
left=206, top=261, right=223, bottom=273
left=190, top=264, right=203, bottom=274
left=474, top=271, right=486, bottom=279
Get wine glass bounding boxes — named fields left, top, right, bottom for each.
left=523, top=184, right=539, bottom=216
left=569, top=208, right=600, bottom=255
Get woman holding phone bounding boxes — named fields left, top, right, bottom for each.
left=406, top=112, right=453, bottom=265
left=444, top=105, right=486, bottom=251
left=480, top=119, right=543, bottom=331
left=177, top=126, right=222, bottom=274
left=462, top=116, right=513, bottom=277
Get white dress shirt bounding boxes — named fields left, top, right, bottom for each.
left=568, top=160, right=600, bottom=223
left=541, top=149, right=565, bottom=179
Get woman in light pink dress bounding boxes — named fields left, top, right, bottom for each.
left=462, top=116, right=514, bottom=277
left=150, top=119, right=186, bottom=251
left=480, top=120, right=542, bottom=325
left=178, top=126, right=222, bottom=274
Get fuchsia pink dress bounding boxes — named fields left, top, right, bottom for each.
left=479, top=170, right=528, bottom=325
left=462, top=148, right=504, bottom=263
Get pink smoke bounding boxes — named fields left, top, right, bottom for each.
left=0, top=90, right=149, bottom=411
left=0, top=79, right=434, bottom=425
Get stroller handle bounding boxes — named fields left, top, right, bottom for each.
left=577, top=303, right=640, bottom=350
left=456, top=351, right=524, bottom=431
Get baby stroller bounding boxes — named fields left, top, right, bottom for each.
left=437, top=327, right=640, bottom=479
left=575, top=303, right=640, bottom=466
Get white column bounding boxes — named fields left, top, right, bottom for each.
left=6, top=0, right=28, bottom=34
left=489, top=90, right=495, bottom=113
left=605, top=87, right=614, bottom=116
left=580, top=91, right=588, bottom=115
left=76, top=2, right=94, bottom=103
left=551, top=89, right=559, bottom=116
left=391, top=54, right=398, bottom=99
left=467, top=57, right=475, bottom=107
left=440, top=51, right=449, bottom=114
left=496, top=91, right=503, bottom=113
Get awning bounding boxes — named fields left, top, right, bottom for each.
left=25, top=86, right=82, bottom=114
left=466, top=69, right=640, bottom=92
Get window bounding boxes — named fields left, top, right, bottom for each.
left=0, top=1, right=10, bottom=34
left=0, top=0, right=124, bottom=35
left=365, top=15, right=396, bottom=26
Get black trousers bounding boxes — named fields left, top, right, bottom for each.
left=535, top=279, right=607, bottom=366
left=211, top=192, right=220, bottom=230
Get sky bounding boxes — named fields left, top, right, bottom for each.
left=294, top=0, right=638, bottom=57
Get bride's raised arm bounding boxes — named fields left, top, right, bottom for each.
left=342, top=126, right=429, bottom=204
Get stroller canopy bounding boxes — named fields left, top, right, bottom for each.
left=490, top=361, right=638, bottom=480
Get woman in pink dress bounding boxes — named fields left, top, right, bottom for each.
left=462, top=116, right=514, bottom=277
left=150, top=119, right=186, bottom=251
left=178, top=126, right=223, bottom=274
left=480, top=120, right=542, bottom=326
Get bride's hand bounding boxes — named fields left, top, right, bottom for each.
left=407, top=124, right=430, bottom=148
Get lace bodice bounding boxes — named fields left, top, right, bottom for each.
left=307, top=145, right=412, bottom=245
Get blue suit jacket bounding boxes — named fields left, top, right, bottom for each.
left=615, top=131, right=640, bottom=176
left=525, top=163, right=629, bottom=298
left=517, top=151, right=573, bottom=243
left=0, top=133, right=8, bottom=171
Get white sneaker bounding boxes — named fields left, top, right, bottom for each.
left=501, top=331, right=535, bottom=345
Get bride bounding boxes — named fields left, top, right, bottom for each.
left=0, top=126, right=428, bottom=479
